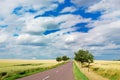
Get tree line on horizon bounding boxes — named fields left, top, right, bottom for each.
left=56, top=49, right=94, bottom=71
left=56, top=55, right=70, bottom=62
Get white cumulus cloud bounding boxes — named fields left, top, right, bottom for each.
left=60, top=6, right=77, bottom=13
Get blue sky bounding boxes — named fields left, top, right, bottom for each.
left=0, top=0, right=120, bottom=60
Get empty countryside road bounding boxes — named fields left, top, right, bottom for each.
left=17, top=61, right=74, bottom=80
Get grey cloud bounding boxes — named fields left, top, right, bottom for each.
left=25, top=31, right=43, bottom=35
left=20, top=43, right=47, bottom=46
left=71, top=0, right=100, bottom=7
left=43, top=23, right=59, bottom=30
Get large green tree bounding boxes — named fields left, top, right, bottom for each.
left=74, top=49, right=94, bottom=71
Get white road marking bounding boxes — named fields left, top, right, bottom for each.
left=42, top=75, right=50, bottom=80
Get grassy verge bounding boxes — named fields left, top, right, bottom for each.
left=0, top=62, right=67, bottom=80
left=73, top=62, right=89, bottom=80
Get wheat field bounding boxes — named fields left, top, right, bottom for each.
left=0, top=59, right=57, bottom=72
left=0, top=59, right=58, bottom=80
left=75, top=60, right=120, bottom=80
left=74, top=61, right=108, bottom=80
left=91, top=60, right=120, bottom=80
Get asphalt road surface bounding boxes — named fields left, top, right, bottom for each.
left=17, top=61, right=74, bottom=80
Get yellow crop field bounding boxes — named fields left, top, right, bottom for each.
left=0, top=59, right=57, bottom=72
left=75, top=60, right=120, bottom=80
left=74, top=61, right=108, bottom=80
left=91, top=60, right=120, bottom=80
left=0, top=59, right=59, bottom=80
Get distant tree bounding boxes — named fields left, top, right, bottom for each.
left=56, top=57, right=62, bottom=62
left=117, top=59, right=120, bottom=61
left=74, top=49, right=94, bottom=71
left=62, top=55, right=70, bottom=61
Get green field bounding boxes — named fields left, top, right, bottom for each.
left=0, top=59, right=65, bottom=80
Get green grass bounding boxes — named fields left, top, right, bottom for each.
left=73, top=62, right=89, bottom=80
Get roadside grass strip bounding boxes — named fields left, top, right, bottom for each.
left=73, top=62, right=89, bottom=80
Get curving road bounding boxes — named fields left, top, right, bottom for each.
left=17, top=61, right=74, bottom=80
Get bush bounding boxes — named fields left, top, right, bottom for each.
left=62, top=56, right=69, bottom=61
left=56, top=55, right=70, bottom=62
left=56, top=57, right=62, bottom=62
left=0, top=72, right=7, bottom=76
